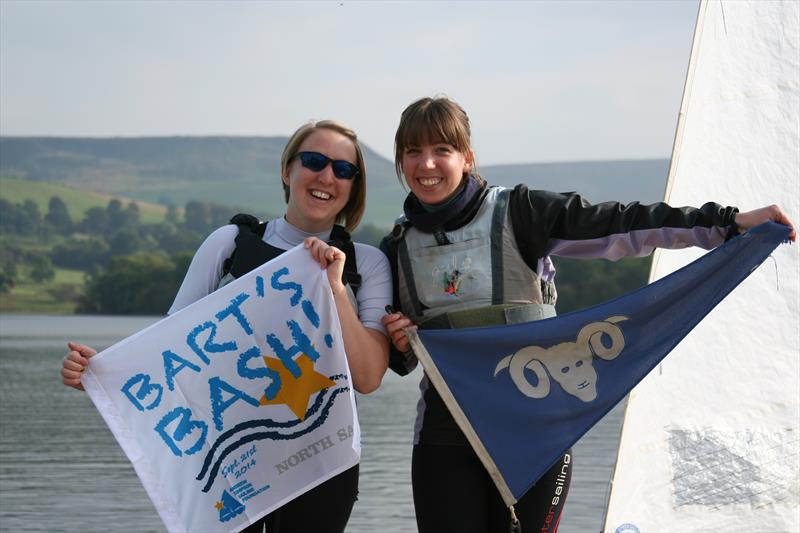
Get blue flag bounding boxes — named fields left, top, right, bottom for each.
left=407, top=222, right=790, bottom=506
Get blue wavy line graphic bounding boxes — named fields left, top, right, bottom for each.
left=198, top=384, right=350, bottom=493
left=196, top=374, right=347, bottom=480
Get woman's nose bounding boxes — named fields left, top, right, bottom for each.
left=317, top=163, right=336, bottom=183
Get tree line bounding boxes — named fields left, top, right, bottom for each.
left=1, top=195, right=650, bottom=314
left=0, top=195, right=391, bottom=314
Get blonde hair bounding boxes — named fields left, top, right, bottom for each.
left=394, top=96, right=481, bottom=186
left=280, top=120, right=367, bottom=232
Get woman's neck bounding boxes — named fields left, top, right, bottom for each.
left=283, top=211, right=336, bottom=235
left=272, top=216, right=332, bottom=246
left=403, top=174, right=486, bottom=232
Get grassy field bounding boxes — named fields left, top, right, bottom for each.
left=0, top=266, right=84, bottom=314
left=0, top=176, right=170, bottom=224
left=0, top=177, right=176, bottom=315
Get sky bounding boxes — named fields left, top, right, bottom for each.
left=0, top=0, right=699, bottom=165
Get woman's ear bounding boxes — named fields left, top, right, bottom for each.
left=465, top=149, right=476, bottom=172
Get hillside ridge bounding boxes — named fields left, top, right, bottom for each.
left=1, top=136, right=668, bottom=228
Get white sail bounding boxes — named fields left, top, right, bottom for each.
left=603, top=1, right=800, bottom=532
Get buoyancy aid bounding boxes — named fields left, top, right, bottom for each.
left=387, top=187, right=559, bottom=444
left=392, top=187, right=556, bottom=329
left=218, top=214, right=361, bottom=305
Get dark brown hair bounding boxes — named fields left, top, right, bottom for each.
left=394, top=96, right=481, bottom=185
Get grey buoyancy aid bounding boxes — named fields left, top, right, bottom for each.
left=392, top=187, right=556, bottom=328
left=218, top=214, right=361, bottom=298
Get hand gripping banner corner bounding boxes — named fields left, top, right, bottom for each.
left=81, top=245, right=360, bottom=533
left=408, top=222, right=791, bottom=507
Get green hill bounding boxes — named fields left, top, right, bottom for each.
left=0, top=137, right=661, bottom=316
left=0, top=136, right=667, bottom=230
left=0, top=136, right=404, bottom=229
left=0, top=176, right=169, bottom=225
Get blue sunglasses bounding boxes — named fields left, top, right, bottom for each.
left=293, top=151, right=359, bottom=180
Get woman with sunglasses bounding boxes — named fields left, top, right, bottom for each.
left=380, top=96, right=796, bottom=533
left=61, top=120, right=392, bottom=533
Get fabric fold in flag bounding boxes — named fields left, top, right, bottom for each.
left=408, top=222, right=790, bottom=506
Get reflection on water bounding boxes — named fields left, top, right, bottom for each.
left=0, top=315, right=623, bottom=533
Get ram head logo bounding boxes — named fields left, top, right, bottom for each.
left=494, top=316, right=628, bottom=402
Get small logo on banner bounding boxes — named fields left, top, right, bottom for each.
left=216, top=490, right=246, bottom=522
left=614, top=523, right=640, bottom=533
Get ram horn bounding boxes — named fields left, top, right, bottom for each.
left=495, top=346, right=550, bottom=398
left=576, top=316, right=628, bottom=361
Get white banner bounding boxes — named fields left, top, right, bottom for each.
left=82, top=245, right=360, bottom=533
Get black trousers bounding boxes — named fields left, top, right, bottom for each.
left=412, top=444, right=572, bottom=533
left=240, top=464, right=359, bottom=533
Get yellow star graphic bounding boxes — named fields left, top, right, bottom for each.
left=259, top=354, right=336, bottom=420
left=214, top=501, right=224, bottom=511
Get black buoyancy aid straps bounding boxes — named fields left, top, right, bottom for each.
left=223, top=214, right=361, bottom=296
left=223, top=213, right=281, bottom=279
left=397, top=236, right=424, bottom=318
left=327, top=224, right=361, bottom=295
left=490, top=188, right=510, bottom=305
left=391, top=219, right=425, bottom=318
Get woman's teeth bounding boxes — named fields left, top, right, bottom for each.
left=311, top=190, right=331, bottom=200
left=419, top=177, right=441, bottom=187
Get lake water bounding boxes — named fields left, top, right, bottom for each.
left=0, top=314, right=625, bottom=533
